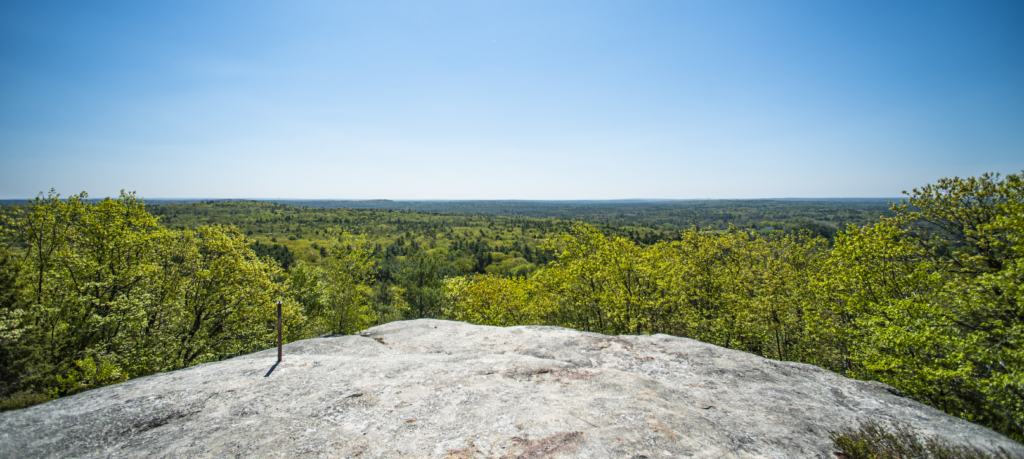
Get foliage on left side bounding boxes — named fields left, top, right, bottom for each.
left=0, top=190, right=306, bottom=408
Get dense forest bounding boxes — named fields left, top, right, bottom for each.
left=141, top=197, right=893, bottom=268
left=0, top=173, right=1020, bottom=442
left=209, top=197, right=893, bottom=231
left=145, top=196, right=894, bottom=237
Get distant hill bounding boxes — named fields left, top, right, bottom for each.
left=1, top=197, right=901, bottom=207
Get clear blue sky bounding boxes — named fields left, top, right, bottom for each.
left=1, top=1, right=1022, bottom=199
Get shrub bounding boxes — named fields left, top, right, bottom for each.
left=0, top=392, right=52, bottom=413
left=830, top=420, right=1015, bottom=459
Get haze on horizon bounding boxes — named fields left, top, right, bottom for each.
left=1, top=1, right=1022, bottom=200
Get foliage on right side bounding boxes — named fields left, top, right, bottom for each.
left=809, top=173, right=1023, bottom=440
left=443, top=172, right=1024, bottom=441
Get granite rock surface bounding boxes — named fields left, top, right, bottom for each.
left=1, top=319, right=1021, bottom=458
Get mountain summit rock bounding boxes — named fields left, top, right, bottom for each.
left=2, top=319, right=1020, bottom=458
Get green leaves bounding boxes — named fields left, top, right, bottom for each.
left=442, top=275, right=546, bottom=327
left=0, top=192, right=291, bottom=398
left=289, top=230, right=377, bottom=336
left=146, top=225, right=289, bottom=370
left=809, top=172, right=1024, bottom=440
left=445, top=223, right=829, bottom=362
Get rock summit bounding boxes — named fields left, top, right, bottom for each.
left=1, top=319, right=1020, bottom=458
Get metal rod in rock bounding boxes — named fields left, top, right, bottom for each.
left=277, top=301, right=282, bottom=362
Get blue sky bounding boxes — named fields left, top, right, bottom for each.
left=1, top=1, right=1022, bottom=199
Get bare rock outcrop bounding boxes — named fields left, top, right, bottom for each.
left=1, top=319, right=1020, bottom=458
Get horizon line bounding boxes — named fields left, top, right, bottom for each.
left=0, top=197, right=904, bottom=202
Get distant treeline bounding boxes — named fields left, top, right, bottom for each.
left=0, top=174, right=1020, bottom=442
left=3, top=197, right=895, bottom=238
left=145, top=197, right=895, bottom=232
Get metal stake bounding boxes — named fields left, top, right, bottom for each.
left=277, top=301, right=283, bottom=362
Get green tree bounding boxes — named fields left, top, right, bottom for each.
left=294, top=230, right=375, bottom=335
left=445, top=223, right=827, bottom=363
left=0, top=191, right=296, bottom=399
left=807, top=172, right=1024, bottom=440
left=139, top=224, right=296, bottom=374
left=396, top=251, right=454, bottom=319
left=442, top=275, right=546, bottom=327
left=3, top=190, right=164, bottom=394
left=0, top=244, right=27, bottom=397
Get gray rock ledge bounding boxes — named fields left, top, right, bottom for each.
left=1, top=319, right=1021, bottom=458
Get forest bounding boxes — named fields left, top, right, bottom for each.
left=0, top=173, right=1021, bottom=442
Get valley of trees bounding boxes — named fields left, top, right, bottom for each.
left=0, top=173, right=1020, bottom=442
left=142, top=196, right=893, bottom=241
